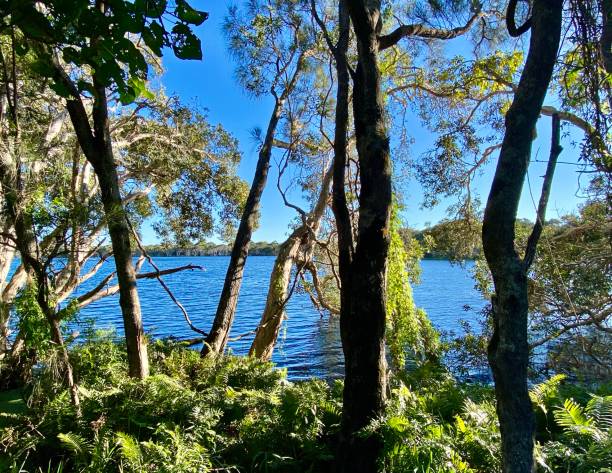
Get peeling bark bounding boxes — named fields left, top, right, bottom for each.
left=202, top=54, right=306, bottom=357
left=249, top=164, right=333, bottom=359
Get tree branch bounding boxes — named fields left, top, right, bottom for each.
left=524, top=113, right=562, bottom=270
left=378, top=9, right=486, bottom=50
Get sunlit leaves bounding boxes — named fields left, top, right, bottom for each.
left=2, top=0, right=207, bottom=103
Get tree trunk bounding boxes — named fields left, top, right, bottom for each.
left=201, top=99, right=283, bottom=356
left=0, top=238, right=16, bottom=352
left=90, top=146, right=149, bottom=379
left=48, top=314, right=80, bottom=413
left=335, top=1, right=392, bottom=471
left=249, top=164, right=333, bottom=359
left=481, top=2, right=562, bottom=472
left=62, top=73, right=149, bottom=379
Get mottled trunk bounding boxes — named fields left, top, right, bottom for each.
left=0, top=239, right=16, bottom=352
left=249, top=165, right=333, bottom=359
left=482, top=2, right=562, bottom=473
left=337, top=1, right=392, bottom=471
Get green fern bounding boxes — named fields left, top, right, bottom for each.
left=57, top=432, right=91, bottom=460
left=529, top=374, right=566, bottom=415
left=115, top=432, right=143, bottom=469
left=586, top=395, right=612, bottom=432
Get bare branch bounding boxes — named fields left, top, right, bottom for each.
left=378, top=9, right=486, bottom=50
left=524, top=113, right=562, bottom=270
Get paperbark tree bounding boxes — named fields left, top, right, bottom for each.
left=3, top=0, right=208, bottom=379
left=202, top=0, right=312, bottom=356
left=249, top=163, right=333, bottom=359
left=202, top=62, right=304, bottom=355
left=481, top=1, right=563, bottom=472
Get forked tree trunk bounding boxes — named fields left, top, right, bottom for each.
left=482, top=2, right=562, bottom=472
left=249, top=164, right=333, bottom=359
left=336, top=1, right=392, bottom=471
left=202, top=56, right=305, bottom=357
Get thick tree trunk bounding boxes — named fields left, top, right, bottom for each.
left=481, top=2, right=562, bottom=473
left=336, top=1, right=392, bottom=471
left=63, top=75, right=149, bottom=379
left=90, top=146, right=149, bottom=379
left=249, top=165, right=333, bottom=359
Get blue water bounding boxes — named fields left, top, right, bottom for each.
left=67, top=257, right=486, bottom=379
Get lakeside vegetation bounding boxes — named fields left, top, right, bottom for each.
left=0, top=0, right=609, bottom=472
left=1, top=335, right=610, bottom=473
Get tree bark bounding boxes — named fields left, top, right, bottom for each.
left=202, top=56, right=305, bottom=357
left=58, top=67, right=149, bottom=379
left=481, top=2, right=563, bottom=472
left=249, top=164, right=333, bottom=359
left=334, top=1, right=392, bottom=471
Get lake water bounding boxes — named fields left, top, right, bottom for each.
left=70, top=256, right=487, bottom=379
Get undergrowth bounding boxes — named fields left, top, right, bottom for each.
left=0, top=333, right=610, bottom=472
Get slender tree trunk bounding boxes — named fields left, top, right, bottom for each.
left=202, top=100, right=283, bottom=356
left=45, top=301, right=80, bottom=414
left=482, top=2, right=562, bottom=472
left=202, top=53, right=306, bottom=356
left=333, top=1, right=392, bottom=471
left=249, top=164, right=333, bottom=359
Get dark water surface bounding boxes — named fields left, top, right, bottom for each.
left=70, top=257, right=486, bottom=379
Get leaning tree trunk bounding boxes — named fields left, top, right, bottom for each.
left=336, top=1, right=392, bottom=472
left=249, top=164, right=333, bottom=359
left=202, top=55, right=305, bottom=357
left=201, top=100, right=283, bottom=356
left=481, top=2, right=562, bottom=472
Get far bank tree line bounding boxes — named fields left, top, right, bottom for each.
left=0, top=1, right=609, bottom=473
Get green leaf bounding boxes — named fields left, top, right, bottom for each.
left=127, top=76, right=155, bottom=100
left=175, top=0, right=209, bottom=26
left=134, top=0, right=167, bottom=18
left=13, top=42, right=29, bottom=57
left=49, top=80, right=72, bottom=98
left=171, top=23, right=202, bottom=60
left=76, top=79, right=95, bottom=96
left=30, top=58, right=54, bottom=78
left=12, top=6, right=54, bottom=40
left=142, top=20, right=165, bottom=57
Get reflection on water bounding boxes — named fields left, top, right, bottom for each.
left=69, top=256, right=486, bottom=380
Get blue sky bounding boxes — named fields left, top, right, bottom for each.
left=141, top=1, right=589, bottom=245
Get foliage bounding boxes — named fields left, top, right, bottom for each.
left=1, top=339, right=610, bottom=472
left=1, top=0, right=207, bottom=103
left=386, top=201, right=440, bottom=371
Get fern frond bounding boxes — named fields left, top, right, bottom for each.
left=115, top=432, right=143, bottom=465
left=586, top=395, right=612, bottom=432
left=555, top=398, right=592, bottom=428
left=57, top=432, right=91, bottom=457
left=529, top=374, right=566, bottom=414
